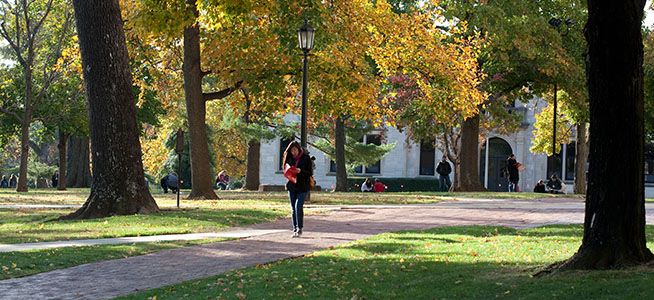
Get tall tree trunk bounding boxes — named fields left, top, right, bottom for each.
left=66, top=136, right=92, bottom=188
left=558, top=0, right=652, bottom=269
left=65, top=0, right=158, bottom=219
left=452, top=115, right=486, bottom=192
left=244, top=139, right=260, bottom=190
left=334, top=116, right=347, bottom=192
left=16, top=107, right=31, bottom=192
left=574, top=122, right=589, bottom=194
left=57, top=131, right=68, bottom=191
left=242, top=89, right=260, bottom=191
left=182, top=0, right=218, bottom=199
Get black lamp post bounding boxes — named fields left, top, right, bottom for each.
left=175, top=129, right=184, bottom=208
left=548, top=17, right=573, bottom=177
left=297, top=18, right=315, bottom=149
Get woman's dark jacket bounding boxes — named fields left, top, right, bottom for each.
left=285, top=153, right=313, bottom=193
left=507, top=158, right=519, bottom=182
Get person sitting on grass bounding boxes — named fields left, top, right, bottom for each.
left=216, top=170, right=230, bottom=190
left=373, top=178, right=387, bottom=193
left=546, top=174, right=565, bottom=194
left=361, top=178, right=373, bottom=192
left=533, top=180, right=546, bottom=193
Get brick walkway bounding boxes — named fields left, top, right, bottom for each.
left=1, top=198, right=653, bottom=300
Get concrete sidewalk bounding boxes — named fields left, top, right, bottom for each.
left=1, top=198, right=652, bottom=300
left=0, top=229, right=286, bottom=253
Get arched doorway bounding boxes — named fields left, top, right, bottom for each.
left=479, top=137, right=513, bottom=192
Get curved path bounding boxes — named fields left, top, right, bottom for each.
left=1, top=198, right=653, bottom=300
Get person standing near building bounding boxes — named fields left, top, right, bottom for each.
left=436, top=155, right=452, bottom=192
left=507, top=154, right=520, bottom=192
left=282, top=141, right=313, bottom=238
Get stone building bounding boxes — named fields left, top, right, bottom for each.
left=258, top=98, right=654, bottom=197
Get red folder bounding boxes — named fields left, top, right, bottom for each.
left=284, top=164, right=299, bottom=184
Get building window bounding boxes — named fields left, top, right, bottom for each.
left=279, top=138, right=292, bottom=170
left=645, top=143, right=654, bottom=183
left=420, top=139, right=435, bottom=175
left=364, top=134, right=381, bottom=174
left=565, top=142, right=576, bottom=181
left=330, top=134, right=382, bottom=174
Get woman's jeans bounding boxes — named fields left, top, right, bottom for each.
left=439, top=175, right=452, bottom=191
left=289, top=191, right=308, bottom=230
left=508, top=181, right=518, bottom=192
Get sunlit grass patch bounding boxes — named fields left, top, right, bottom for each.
left=0, top=189, right=578, bottom=207
left=0, top=205, right=290, bottom=244
left=120, top=225, right=654, bottom=300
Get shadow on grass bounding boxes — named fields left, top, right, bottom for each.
left=119, top=225, right=654, bottom=300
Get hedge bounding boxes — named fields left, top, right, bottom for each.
left=346, top=177, right=442, bottom=192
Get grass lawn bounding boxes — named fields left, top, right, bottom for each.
left=0, top=198, right=295, bottom=279
left=0, top=188, right=580, bottom=207
left=0, top=201, right=294, bottom=244
left=0, top=239, right=225, bottom=280
left=120, top=225, right=654, bottom=300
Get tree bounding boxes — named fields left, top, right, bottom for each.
left=0, top=0, right=74, bottom=192
left=65, top=0, right=158, bottom=219
left=41, top=43, right=89, bottom=190
left=437, top=0, right=588, bottom=192
left=554, top=0, right=653, bottom=270
left=123, top=0, right=258, bottom=199
left=370, top=3, right=487, bottom=191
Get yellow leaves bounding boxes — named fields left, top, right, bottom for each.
left=141, top=130, right=170, bottom=177
left=370, top=6, right=487, bottom=126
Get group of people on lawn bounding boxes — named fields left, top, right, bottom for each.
left=159, top=170, right=231, bottom=193
left=506, top=153, right=565, bottom=194
left=0, top=172, right=59, bottom=189
left=360, top=155, right=453, bottom=193
left=0, top=174, right=17, bottom=188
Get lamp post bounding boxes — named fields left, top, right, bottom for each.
left=548, top=17, right=573, bottom=177
left=297, top=18, right=315, bottom=149
left=175, top=129, right=184, bottom=208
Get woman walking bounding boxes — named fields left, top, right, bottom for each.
left=282, top=141, right=313, bottom=237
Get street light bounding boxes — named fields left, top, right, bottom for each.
left=175, top=129, right=184, bottom=208
left=297, top=18, right=315, bottom=149
left=548, top=17, right=574, bottom=178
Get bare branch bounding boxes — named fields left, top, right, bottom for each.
left=241, top=87, right=251, bottom=123
left=27, top=0, right=54, bottom=47
left=0, top=2, right=26, bottom=66
left=36, top=10, right=72, bottom=100
left=21, top=0, right=29, bottom=44
left=203, top=81, right=243, bottom=102
left=0, top=106, right=22, bottom=121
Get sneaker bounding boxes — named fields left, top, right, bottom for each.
left=292, top=231, right=299, bottom=238
left=296, top=229, right=302, bottom=237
